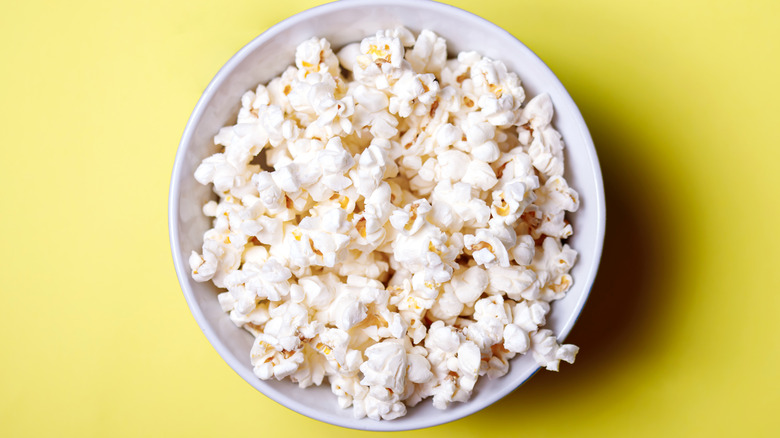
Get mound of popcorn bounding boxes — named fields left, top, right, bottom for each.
left=190, top=27, right=580, bottom=420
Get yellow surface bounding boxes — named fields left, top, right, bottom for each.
left=1, top=0, right=778, bottom=436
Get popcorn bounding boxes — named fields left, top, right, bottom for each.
left=428, top=283, right=464, bottom=324
left=225, top=258, right=291, bottom=302
left=359, top=339, right=408, bottom=420
left=529, top=329, right=579, bottom=372
left=295, top=37, right=340, bottom=78
left=434, top=123, right=463, bottom=149
left=465, top=295, right=510, bottom=352
left=189, top=247, right=218, bottom=283
left=194, top=153, right=245, bottom=194
left=406, top=29, right=448, bottom=76
left=360, top=30, right=406, bottom=68
left=461, top=159, right=498, bottom=191
left=435, top=149, right=470, bottom=182
left=464, top=228, right=511, bottom=268
left=487, top=265, right=539, bottom=301
left=423, top=321, right=482, bottom=408
left=503, top=323, right=530, bottom=354
left=191, top=28, right=580, bottom=420
left=388, top=72, right=440, bottom=118
left=430, top=181, right=491, bottom=231
left=353, top=138, right=394, bottom=197
left=388, top=198, right=431, bottom=235
left=450, top=266, right=489, bottom=305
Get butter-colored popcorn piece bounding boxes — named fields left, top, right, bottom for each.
left=388, top=198, right=431, bottom=235
left=295, top=37, right=340, bottom=78
left=464, top=228, right=510, bottom=268
left=360, top=31, right=406, bottom=68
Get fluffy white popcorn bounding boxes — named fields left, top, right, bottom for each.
left=329, top=282, right=368, bottom=331
left=529, top=329, right=579, bottom=372
left=464, top=228, right=511, bottom=268
left=353, top=138, right=394, bottom=197
left=388, top=198, right=431, bottom=235
left=461, top=159, right=498, bottom=191
left=194, top=153, right=247, bottom=194
left=465, top=295, right=510, bottom=352
left=191, top=28, right=581, bottom=421
left=189, top=247, right=218, bottom=283
left=392, top=222, right=454, bottom=284
left=388, top=71, right=440, bottom=118
left=523, top=95, right=567, bottom=178
left=503, top=323, right=530, bottom=354
left=422, top=321, right=482, bottom=408
left=512, top=299, right=551, bottom=332
left=450, top=265, right=489, bottom=305
left=487, top=265, right=539, bottom=301
left=428, top=283, right=464, bottom=324
left=358, top=339, right=409, bottom=420
left=429, top=181, right=491, bottom=231
left=533, top=175, right=580, bottom=238
left=406, top=29, right=448, bottom=76
left=435, top=149, right=470, bottom=182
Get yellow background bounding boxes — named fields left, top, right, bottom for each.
left=1, top=0, right=778, bottom=436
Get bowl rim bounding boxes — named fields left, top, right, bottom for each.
left=169, top=0, right=605, bottom=431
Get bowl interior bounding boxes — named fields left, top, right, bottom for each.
left=170, top=0, right=604, bottom=431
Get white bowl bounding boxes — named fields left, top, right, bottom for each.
left=169, top=0, right=605, bottom=431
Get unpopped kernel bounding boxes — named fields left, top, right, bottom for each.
left=190, top=28, right=580, bottom=420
